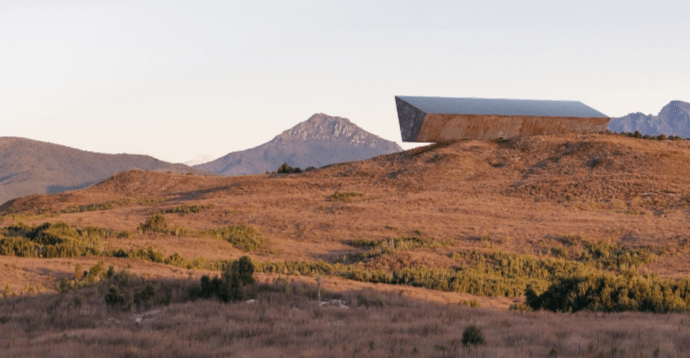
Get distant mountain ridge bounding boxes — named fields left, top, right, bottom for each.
left=0, top=137, right=208, bottom=205
left=608, top=100, right=690, bottom=138
left=196, top=113, right=403, bottom=175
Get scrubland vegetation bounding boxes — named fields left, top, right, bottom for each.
left=2, top=133, right=690, bottom=356
left=2, top=266, right=690, bottom=357
left=2, top=219, right=690, bottom=313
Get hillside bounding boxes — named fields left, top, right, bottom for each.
left=3, top=132, right=690, bottom=356
left=195, top=113, right=402, bottom=175
left=609, top=100, right=690, bottom=137
left=0, top=137, right=209, bottom=206
left=4, top=132, right=690, bottom=284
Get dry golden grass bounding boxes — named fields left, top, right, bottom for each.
left=2, top=276, right=690, bottom=358
left=2, top=134, right=689, bottom=281
left=1, top=133, right=690, bottom=355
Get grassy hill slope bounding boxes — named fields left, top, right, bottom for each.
left=3, top=132, right=689, bottom=287
left=0, top=137, right=209, bottom=206
left=2, top=132, right=690, bottom=357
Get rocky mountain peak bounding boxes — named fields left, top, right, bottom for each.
left=608, top=100, right=690, bottom=138
left=659, top=101, right=690, bottom=116
left=195, top=113, right=402, bottom=176
left=274, top=113, right=382, bottom=147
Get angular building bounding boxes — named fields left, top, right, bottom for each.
left=395, top=96, right=610, bottom=142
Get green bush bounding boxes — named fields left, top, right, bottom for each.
left=526, top=273, right=690, bottom=313
left=459, top=299, right=480, bottom=308
left=105, top=248, right=223, bottom=271
left=202, top=225, right=267, bottom=252
left=140, top=213, right=167, bottom=233
left=0, top=221, right=108, bottom=258
left=327, top=191, right=363, bottom=202
left=133, top=282, right=156, bottom=306
left=105, top=286, right=129, bottom=309
left=163, top=204, right=212, bottom=215
left=0, top=236, right=39, bottom=257
left=277, top=163, right=302, bottom=174
left=349, top=237, right=447, bottom=261
left=190, top=256, right=255, bottom=302
left=461, top=325, right=486, bottom=348
left=508, top=302, right=532, bottom=312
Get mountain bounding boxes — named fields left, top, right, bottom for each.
left=182, top=154, right=214, bottom=167
left=195, top=113, right=403, bottom=175
left=0, top=137, right=208, bottom=206
left=608, top=100, right=690, bottom=137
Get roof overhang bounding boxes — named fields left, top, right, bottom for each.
left=396, top=96, right=610, bottom=142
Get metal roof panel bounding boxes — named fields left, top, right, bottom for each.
left=396, top=96, right=608, bottom=118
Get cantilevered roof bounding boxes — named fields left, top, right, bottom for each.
left=396, top=96, right=608, bottom=118
left=395, top=95, right=611, bottom=142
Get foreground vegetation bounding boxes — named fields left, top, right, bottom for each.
left=2, top=270, right=690, bottom=357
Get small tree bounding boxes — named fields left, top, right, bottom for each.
left=140, top=212, right=167, bottom=233
left=74, top=263, right=83, bottom=280
left=220, top=256, right=255, bottom=302
left=105, top=286, right=128, bottom=309
left=4, top=283, right=13, bottom=298
left=462, top=325, right=487, bottom=348
left=277, top=163, right=302, bottom=174
left=88, top=261, right=106, bottom=283
left=134, top=282, right=156, bottom=306
left=57, top=277, right=71, bottom=294
left=191, top=256, right=255, bottom=302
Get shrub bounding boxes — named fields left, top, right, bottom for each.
left=0, top=221, right=112, bottom=258
left=277, top=163, right=302, bottom=174
left=328, top=191, right=363, bottom=202
left=57, top=277, right=72, bottom=294
left=163, top=204, right=212, bottom=215
left=105, top=286, right=129, bottom=309
left=0, top=237, right=38, bottom=257
left=140, top=213, right=167, bottom=233
left=461, top=325, right=486, bottom=348
left=203, top=225, right=267, bottom=252
left=134, top=282, right=156, bottom=306
left=459, top=299, right=480, bottom=308
left=508, top=302, right=532, bottom=312
left=74, top=264, right=84, bottom=280
left=349, top=237, right=440, bottom=260
left=4, top=283, right=13, bottom=298
left=190, top=256, right=255, bottom=302
left=106, top=265, right=115, bottom=278
left=88, top=261, right=106, bottom=282
left=526, top=273, right=690, bottom=313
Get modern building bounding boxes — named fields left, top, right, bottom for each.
left=395, top=96, right=610, bottom=142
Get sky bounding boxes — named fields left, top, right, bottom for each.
left=2, top=1, right=689, bottom=164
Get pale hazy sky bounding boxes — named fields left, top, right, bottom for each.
left=2, top=1, right=689, bottom=164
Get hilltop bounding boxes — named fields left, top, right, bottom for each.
left=609, top=100, right=690, bottom=138
left=195, top=113, right=402, bottom=175
left=0, top=137, right=208, bottom=206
